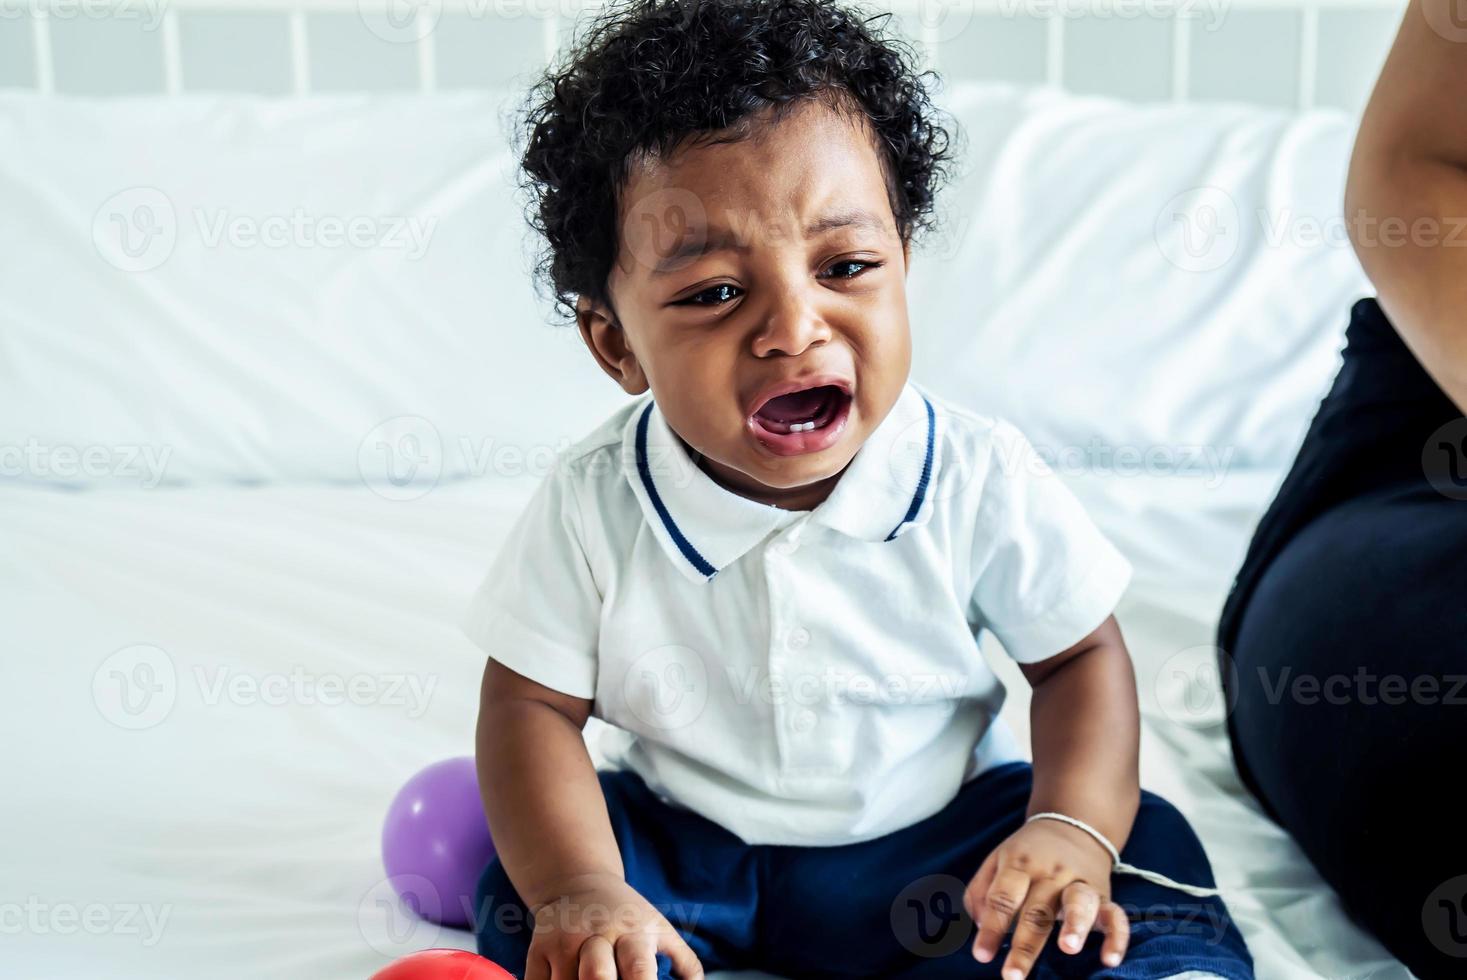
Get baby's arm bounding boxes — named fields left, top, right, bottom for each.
left=1021, top=614, right=1141, bottom=876
left=476, top=658, right=704, bottom=980
left=965, top=615, right=1140, bottom=980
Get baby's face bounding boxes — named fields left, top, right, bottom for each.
left=579, top=97, right=913, bottom=509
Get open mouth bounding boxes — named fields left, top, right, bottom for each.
left=748, top=383, right=853, bottom=456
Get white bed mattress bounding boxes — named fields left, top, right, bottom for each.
left=0, top=475, right=1413, bottom=980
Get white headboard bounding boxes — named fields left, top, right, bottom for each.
left=0, top=0, right=1403, bottom=112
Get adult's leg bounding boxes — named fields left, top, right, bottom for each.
left=753, top=761, right=1253, bottom=980
left=472, top=767, right=760, bottom=978
left=1217, top=296, right=1467, bottom=977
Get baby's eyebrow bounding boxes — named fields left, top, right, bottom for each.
left=803, top=206, right=888, bottom=239
left=648, top=206, right=888, bottom=277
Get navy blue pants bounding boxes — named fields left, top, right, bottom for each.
left=1216, top=297, right=1467, bottom=978
left=472, top=761, right=1253, bottom=979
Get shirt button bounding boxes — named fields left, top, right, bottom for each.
left=788, top=627, right=811, bottom=650
left=791, top=708, right=817, bottom=733
left=773, top=536, right=799, bottom=556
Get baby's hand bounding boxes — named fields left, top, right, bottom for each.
left=525, top=871, right=704, bottom=980
left=963, top=819, right=1130, bottom=980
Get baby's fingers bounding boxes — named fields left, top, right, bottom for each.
left=963, top=852, right=997, bottom=925
left=1097, top=900, right=1131, bottom=968
left=577, top=935, right=617, bottom=980
left=525, top=950, right=553, bottom=980
left=1000, top=879, right=1064, bottom=980
left=973, top=866, right=1032, bottom=964
left=1057, top=882, right=1101, bottom=954
left=657, top=926, right=705, bottom=980
left=615, top=932, right=664, bottom=980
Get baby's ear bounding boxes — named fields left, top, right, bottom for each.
left=576, top=295, right=649, bottom=395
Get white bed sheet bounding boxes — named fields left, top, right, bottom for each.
left=0, top=476, right=1412, bottom=980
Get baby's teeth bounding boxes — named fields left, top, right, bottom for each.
left=790, top=420, right=816, bottom=432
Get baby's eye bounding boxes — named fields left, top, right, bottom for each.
left=678, top=283, right=742, bottom=307
left=824, top=259, right=881, bottom=279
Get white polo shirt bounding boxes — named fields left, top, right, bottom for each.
left=461, top=380, right=1131, bottom=847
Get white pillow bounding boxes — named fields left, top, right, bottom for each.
left=0, top=84, right=1367, bottom=489
left=0, top=92, right=622, bottom=492
left=908, top=82, right=1369, bottom=476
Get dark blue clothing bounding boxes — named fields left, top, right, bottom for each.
left=1216, top=296, right=1467, bottom=978
left=472, top=761, right=1253, bottom=979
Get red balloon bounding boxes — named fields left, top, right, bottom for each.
left=370, top=948, right=516, bottom=980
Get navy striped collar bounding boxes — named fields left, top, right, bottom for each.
left=622, top=382, right=942, bottom=583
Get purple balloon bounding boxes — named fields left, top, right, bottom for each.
left=382, top=756, right=497, bottom=929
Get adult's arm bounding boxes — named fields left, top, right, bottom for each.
left=1345, top=0, right=1467, bottom=414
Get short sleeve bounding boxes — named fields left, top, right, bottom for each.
left=459, top=465, right=601, bottom=699
left=967, top=421, right=1132, bottom=664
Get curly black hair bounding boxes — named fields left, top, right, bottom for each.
left=511, top=0, right=960, bottom=325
